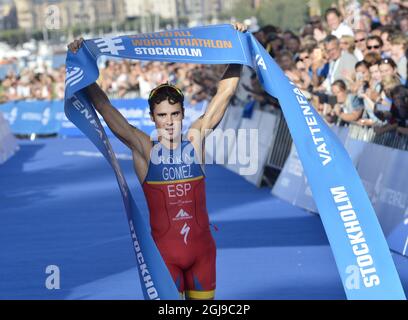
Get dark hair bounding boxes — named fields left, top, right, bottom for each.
left=391, top=85, right=408, bottom=105
left=369, top=5, right=379, bottom=15
left=325, top=8, right=341, bottom=20
left=364, top=52, right=382, bottom=67
left=260, top=24, right=279, bottom=35
left=355, top=60, right=369, bottom=70
left=148, top=83, right=184, bottom=114
left=391, top=85, right=408, bottom=120
left=379, top=58, right=397, bottom=69
left=324, top=34, right=339, bottom=45
left=266, top=33, right=283, bottom=44
left=366, top=35, right=383, bottom=47
left=277, top=50, right=294, bottom=60
left=332, top=79, right=347, bottom=91
left=379, top=25, right=395, bottom=36
left=299, top=46, right=313, bottom=55
left=288, top=35, right=301, bottom=43
left=283, top=30, right=296, bottom=37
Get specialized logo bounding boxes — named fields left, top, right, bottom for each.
left=65, top=66, right=84, bottom=88
left=94, top=37, right=125, bottom=55
left=180, top=223, right=190, bottom=245
left=173, top=209, right=193, bottom=221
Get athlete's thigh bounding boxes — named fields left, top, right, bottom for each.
left=185, top=239, right=216, bottom=299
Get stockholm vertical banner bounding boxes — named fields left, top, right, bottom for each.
left=64, top=24, right=405, bottom=300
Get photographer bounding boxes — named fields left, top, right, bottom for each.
left=330, top=79, right=364, bottom=125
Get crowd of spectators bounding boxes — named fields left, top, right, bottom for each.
left=0, top=60, right=225, bottom=106
left=0, top=65, right=65, bottom=102
left=247, top=0, right=408, bottom=135
left=1, top=0, right=408, bottom=136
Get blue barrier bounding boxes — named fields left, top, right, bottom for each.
left=2, top=99, right=407, bottom=263
left=0, top=99, right=201, bottom=137
left=0, top=100, right=64, bottom=135
left=272, top=127, right=408, bottom=258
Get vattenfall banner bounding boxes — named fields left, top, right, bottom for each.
left=64, top=24, right=405, bottom=300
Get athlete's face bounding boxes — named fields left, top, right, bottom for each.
left=151, top=100, right=184, bottom=142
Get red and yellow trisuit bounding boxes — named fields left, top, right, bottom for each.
left=142, top=139, right=216, bottom=299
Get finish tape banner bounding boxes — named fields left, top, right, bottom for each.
left=64, top=24, right=405, bottom=299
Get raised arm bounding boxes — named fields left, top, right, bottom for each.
left=188, top=22, right=247, bottom=140
left=85, top=82, right=151, bottom=158
left=189, top=63, right=242, bottom=135
left=67, top=38, right=151, bottom=160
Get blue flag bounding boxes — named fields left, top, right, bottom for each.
left=64, top=24, right=405, bottom=300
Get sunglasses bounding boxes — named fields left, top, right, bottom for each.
left=148, top=83, right=184, bottom=101
left=367, top=45, right=381, bottom=49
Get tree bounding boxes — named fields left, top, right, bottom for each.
left=257, top=0, right=309, bottom=32
left=229, top=0, right=257, bottom=22
left=228, top=0, right=309, bottom=32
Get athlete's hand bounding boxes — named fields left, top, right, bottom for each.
left=232, top=22, right=247, bottom=33
left=67, top=38, right=84, bottom=54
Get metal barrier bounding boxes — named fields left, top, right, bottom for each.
left=348, top=124, right=408, bottom=151
left=262, top=115, right=408, bottom=186
left=266, top=110, right=293, bottom=171
left=267, top=119, right=408, bottom=174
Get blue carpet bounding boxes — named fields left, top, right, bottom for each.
left=0, top=137, right=407, bottom=299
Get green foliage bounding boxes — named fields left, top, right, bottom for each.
left=320, top=0, right=337, bottom=13
left=229, top=0, right=257, bottom=22
left=229, top=0, right=309, bottom=32
left=257, top=0, right=309, bottom=32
